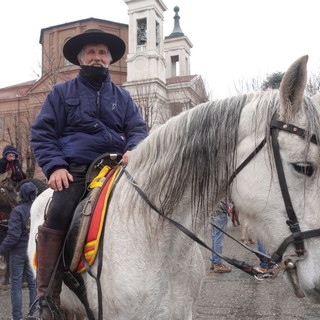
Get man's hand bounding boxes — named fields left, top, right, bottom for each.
left=48, top=168, right=74, bottom=191
left=121, top=150, right=132, bottom=166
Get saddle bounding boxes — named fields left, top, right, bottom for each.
left=63, top=153, right=122, bottom=273
left=31, top=154, right=123, bottom=320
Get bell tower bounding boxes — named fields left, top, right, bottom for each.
left=124, top=0, right=167, bottom=83
left=164, top=6, right=192, bottom=78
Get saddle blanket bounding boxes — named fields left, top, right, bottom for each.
left=75, top=166, right=120, bottom=273
left=33, top=165, right=121, bottom=274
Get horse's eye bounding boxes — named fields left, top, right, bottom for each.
left=292, top=162, right=314, bottom=177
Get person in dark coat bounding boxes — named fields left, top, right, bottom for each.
left=0, top=145, right=26, bottom=185
left=0, top=182, right=37, bottom=320
left=210, top=200, right=232, bottom=273
left=0, top=145, right=27, bottom=288
left=28, top=29, right=148, bottom=319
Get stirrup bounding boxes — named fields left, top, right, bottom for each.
left=27, top=296, right=65, bottom=320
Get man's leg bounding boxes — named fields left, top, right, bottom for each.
left=27, top=167, right=87, bottom=320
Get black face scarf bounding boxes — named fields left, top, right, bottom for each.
left=79, top=65, right=109, bottom=90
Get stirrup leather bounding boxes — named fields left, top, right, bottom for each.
left=27, top=296, right=65, bottom=320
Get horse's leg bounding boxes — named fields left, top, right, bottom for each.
left=235, top=210, right=240, bottom=225
left=239, top=213, right=246, bottom=243
left=239, top=215, right=254, bottom=245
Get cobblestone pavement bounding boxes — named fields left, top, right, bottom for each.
left=1, top=221, right=320, bottom=319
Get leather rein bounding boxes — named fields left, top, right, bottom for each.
left=123, top=118, right=320, bottom=279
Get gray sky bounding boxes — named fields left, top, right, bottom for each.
left=1, top=0, right=320, bottom=98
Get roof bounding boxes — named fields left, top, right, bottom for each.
left=166, top=75, right=197, bottom=85
left=39, top=17, right=128, bottom=43
left=0, top=80, right=36, bottom=91
left=0, top=80, right=37, bottom=100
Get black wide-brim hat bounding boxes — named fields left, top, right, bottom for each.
left=63, top=29, right=126, bottom=65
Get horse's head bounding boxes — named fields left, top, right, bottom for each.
left=0, top=178, right=20, bottom=210
left=232, top=55, right=320, bottom=302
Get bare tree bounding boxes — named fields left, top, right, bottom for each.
left=129, top=76, right=210, bottom=130
left=129, top=82, right=162, bottom=130
left=234, top=65, right=320, bottom=97
left=0, top=48, right=68, bottom=179
left=2, top=99, right=38, bottom=178
left=306, top=70, right=320, bottom=96
left=262, top=72, right=284, bottom=90
left=233, top=75, right=264, bottom=95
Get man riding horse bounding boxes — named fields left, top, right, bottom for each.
left=27, top=29, right=148, bottom=319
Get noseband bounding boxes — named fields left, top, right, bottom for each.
left=231, top=118, right=320, bottom=264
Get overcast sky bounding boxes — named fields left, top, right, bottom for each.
left=1, top=0, right=320, bottom=98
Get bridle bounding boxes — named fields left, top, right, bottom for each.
left=123, top=116, right=320, bottom=283
left=270, top=119, right=320, bottom=261
left=230, top=118, right=320, bottom=265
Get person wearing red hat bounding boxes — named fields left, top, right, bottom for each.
left=28, top=29, right=148, bottom=319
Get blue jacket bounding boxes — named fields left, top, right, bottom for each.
left=0, top=182, right=37, bottom=255
left=31, top=73, right=148, bottom=178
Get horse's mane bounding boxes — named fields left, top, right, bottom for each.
left=129, top=90, right=320, bottom=219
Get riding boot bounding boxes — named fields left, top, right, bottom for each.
left=27, top=226, right=66, bottom=320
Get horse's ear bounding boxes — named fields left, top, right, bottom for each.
left=279, top=55, right=308, bottom=121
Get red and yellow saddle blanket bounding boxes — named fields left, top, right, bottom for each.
left=75, top=166, right=120, bottom=273
left=33, top=165, right=121, bottom=273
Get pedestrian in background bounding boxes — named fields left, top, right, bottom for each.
left=0, top=144, right=27, bottom=288
left=0, top=182, right=37, bottom=320
left=228, top=201, right=240, bottom=227
left=210, top=200, right=231, bottom=273
left=255, top=239, right=275, bottom=273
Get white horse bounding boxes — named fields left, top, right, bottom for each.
left=28, top=55, right=320, bottom=319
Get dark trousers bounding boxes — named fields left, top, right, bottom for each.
left=46, top=165, right=88, bottom=232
